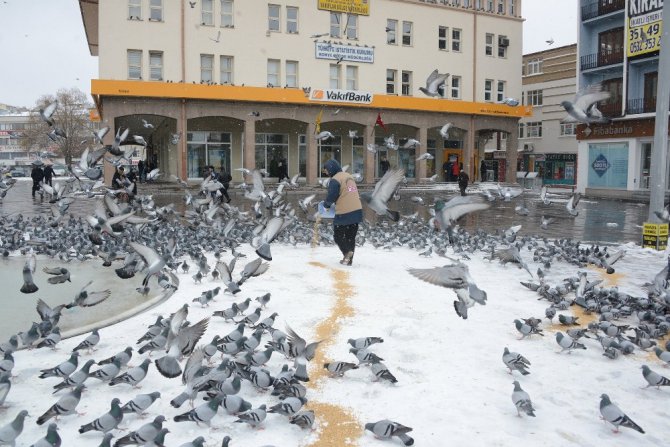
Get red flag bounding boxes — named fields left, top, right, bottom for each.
left=375, top=112, right=386, bottom=130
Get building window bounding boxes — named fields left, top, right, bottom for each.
left=127, top=50, right=142, bottom=79
left=268, top=4, right=280, bottom=32
left=452, top=28, right=462, bottom=52
left=526, top=121, right=542, bottom=138
left=330, top=64, right=341, bottom=89
left=345, top=14, right=358, bottom=39
left=496, top=80, right=505, bottom=102
left=498, top=35, right=508, bottom=58
left=187, top=131, right=232, bottom=179
left=509, top=0, right=515, bottom=16
left=128, top=0, right=141, bottom=19
left=255, top=133, right=287, bottom=173
left=149, top=51, right=163, bottom=80
left=485, top=33, right=494, bottom=56
left=286, top=6, right=298, bottom=33
left=346, top=65, right=358, bottom=90
left=439, top=26, right=449, bottom=50
left=220, top=55, right=233, bottom=84
left=451, top=76, right=461, bottom=99
left=201, top=0, right=213, bottom=25
left=386, top=19, right=397, bottom=44
left=149, top=0, right=162, bottom=21
left=330, top=12, right=341, bottom=37
left=484, top=79, right=493, bottom=101
left=527, top=89, right=543, bottom=106
left=560, top=123, right=576, bottom=136
left=497, top=0, right=504, bottom=13
left=527, top=58, right=542, bottom=75
left=401, top=71, right=412, bottom=96
left=267, top=58, right=280, bottom=87
left=386, top=69, right=397, bottom=94
left=221, top=0, right=233, bottom=27
left=200, top=54, right=214, bottom=82
left=286, top=60, right=298, bottom=87
left=518, top=123, right=524, bottom=138
left=487, top=0, right=494, bottom=11
left=402, top=21, right=413, bottom=46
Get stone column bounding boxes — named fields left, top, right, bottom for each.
left=102, top=117, right=116, bottom=186
left=505, top=123, right=519, bottom=183
left=243, top=118, right=255, bottom=171
left=465, top=116, right=475, bottom=179
left=364, top=124, right=375, bottom=183
left=179, top=100, right=187, bottom=179
left=416, top=126, right=427, bottom=181
left=306, top=122, right=317, bottom=185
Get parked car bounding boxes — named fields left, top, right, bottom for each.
left=52, top=164, right=67, bottom=176
left=9, top=168, right=26, bottom=178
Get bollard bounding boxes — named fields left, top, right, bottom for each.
left=642, top=222, right=669, bottom=250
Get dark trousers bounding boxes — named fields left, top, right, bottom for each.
left=220, top=187, right=230, bottom=202
left=32, top=181, right=41, bottom=197
left=459, top=183, right=467, bottom=196
left=334, top=223, right=358, bottom=256
left=44, top=177, right=52, bottom=187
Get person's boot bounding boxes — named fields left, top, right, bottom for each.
left=340, top=251, right=354, bottom=266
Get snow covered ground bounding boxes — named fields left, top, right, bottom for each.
left=2, top=241, right=670, bottom=446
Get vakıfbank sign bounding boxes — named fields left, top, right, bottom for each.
left=310, top=89, right=373, bottom=104
left=318, top=0, right=370, bottom=15
left=626, top=0, right=664, bottom=57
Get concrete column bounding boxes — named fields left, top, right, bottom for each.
left=179, top=100, right=187, bottom=179
left=306, top=122, right=317, bottom=185
left=364, top=124, right=375, bottom=183
left=416, top=126, right=427, bottom=181
left=102, top=117, right=117, bottom=186
left=243, top=118, right=255, bottom=171
left=505, top=126, right=519, bottom=183
left=465, top=117, right=475, bottom=179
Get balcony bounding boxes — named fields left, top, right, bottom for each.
left=581, top=0, right=625, bottom=21
left=598, top=101, right=623, bottom=118
left=627, top=97, right=660, bottom=114
left=580, top=48, right=624, bottom=71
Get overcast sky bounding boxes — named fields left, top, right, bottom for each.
left=0, top=0, right=578, bottom=109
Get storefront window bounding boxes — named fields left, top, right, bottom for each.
left=352, top=137, right=364, bottom=177
left=587, top=143, right=628, bottom=189
left=255, top=133, right=288, bottom=176
left=397, top=137, right=416, bottom=178
left=187, top=131, right=231, bottom=178
left=319, top=136, right=342, bottom=174
left=539, top=153, right=577, bottom=185
left=641, top=142, right=651, bottom=189
left=298, top=134, right=307, bottom=178
left=426, top=139, right=436, bottom=177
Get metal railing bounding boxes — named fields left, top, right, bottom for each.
left=580, top=48, right=624, bottom=70
left=598, top=101, right=623, bottom=118
left=626, top=97, right=660, bottom=114
left=581, top=0, right=625, bottom=21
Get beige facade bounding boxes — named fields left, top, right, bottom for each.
left=80, top=0, right=528, bottom=184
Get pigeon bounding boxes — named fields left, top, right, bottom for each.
left=145, top=428, right=169, bottom=447
left=121, top=392, right=161, bottom=415
left=113, top=415, right=165, bottom=446
left=98, top=347, right=133, bottom=367
left=415, top=153, right=434, bottom=161
left=315, top=131, right=334, bottom=141
left=360, top=169, right=405, bottom=221
left=558, top=314, right=579, bottom=325
left=109, top=359, right=151, bottom=387
left=540, top=216, right=555, bottom=230
left=408, top=263, right=487, bottom=319
left=323, top=362, right=358, bottom=377
left=178, top=436, right=205, bottom=447
left=555, top=332, right=586, bottom=353
left=79, top=398, right=124, bottom=434
left=419, top=69, right=449, bottom=97
left=42, top=267, right=71, bottom=284
left=364, top=419, right=414, bottom=446
left=514, top=319, right=543, bottom=339
left=641, top=365, right=670, bottom=389
left=566, top=192, right=581, bottom=216
left=433, top=196, right=490, bottom=236
left=500, top=97, right=520, bottom=107
left=233, top=404, right=267, bottom=428
left=599, top=394, right=644, bottom=433
left=370, top=360, right=398, bottom=383
left=20, top=258, right=38, bottom=294
left=0, top=410, right=29, bottom=446
left=37, top=384, right=84, bottom=425
left=18, top=323, right=40, bottom=349
left=561, top=84, right=612, bottom=124
left=155, top=304, right=208, bottom=378
left=66, top=281, right=111, bottom=309
left=439, top=122, right=452, bottom=139
left=268, top=397, right=307, bottom=417
left=29, top=422, right=61, bottom=447
left=52, top=359, right=96, bottom=393
left=502, top=347, right=530, bottom=375
left=348, top=337, right=384, bottom=349
left=540, top=185, right=551, bottom=205
left=39, top=101, right=58, bottom=126
left=0, top=374, right=10, bottom=407
left=290, top=410, right=315, bottom=429
left=39, top=352, right=79, bottom=379
left=90, top=359, right=122, bottom=383
left=73, top=330, right=100, bottom=352
left=173, top=396, right=221, bottom=426
left=511, top=381, right=535, bottom=417
left=653, top=347, right=670, bottom=366
left=36, top=328, right=62, bottom=350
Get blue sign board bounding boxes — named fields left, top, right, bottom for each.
left=591, top=153, right=611, bottom=177
left=587, top=143, right=628, bottom=189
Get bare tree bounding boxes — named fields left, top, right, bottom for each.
left=20, top=88, right=95, bottom=166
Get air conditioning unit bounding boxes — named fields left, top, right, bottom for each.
left=499, top=37, right=510, bottom=47
left=523, top=143, right=534, bottom=152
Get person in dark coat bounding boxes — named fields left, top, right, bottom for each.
left=219, top=166, right=232, bottom=203
left=43, top=164, right=54, bottom=187
left=127, top=168, right=138, bottom=196
left=277, top=158, right=288, bottom=181
left=137, top=159, right=145, bottom=183
left=457, top=164, right=469, bottom=196
left=31, top=164, right=44, bottom=198
left=480, top=159, right=487, bottom=182
left=322, top=159, right=363, bottom=266
left=380, top=156, right=390, bottom=177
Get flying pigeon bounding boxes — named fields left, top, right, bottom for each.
left=419, top=69, right=449, bottom=97
left=360, top=168, right=405, bottom=222
left=561, top=84, right=612, bottom=124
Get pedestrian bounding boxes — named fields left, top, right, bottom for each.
left=138, top=159, right=145, bottom=183
left=43, top=164, right=54, bottom=187
left=127, top=168, right=138, bottom=197
left=457, top=164, right=469, bottom=196
left=451, top=160, right=460, bottom=181
left=321, top=159, right=363, bottom=266
left=219, top=166, right=232, bottom=203
left=442, top=160, right=450, bottom=182
left=380, top=156, right=390, bottom=177
left=30, top=162, right=44, bottom=198
left=112, top=166, right=127, bottom=189
left=480, top=159, right=487, bottom=182
left=277, top=157, right=288, bottom=181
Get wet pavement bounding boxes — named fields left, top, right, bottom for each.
left=4, top=178, right=650, bottom=245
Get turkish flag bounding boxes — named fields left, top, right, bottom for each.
left=375, top=112, right=386, bottom=130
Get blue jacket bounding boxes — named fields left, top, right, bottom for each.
left=322, top=159, right=363, bottom=226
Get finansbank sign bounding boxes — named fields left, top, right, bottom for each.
left=309, top=89, right=373, bottom=104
